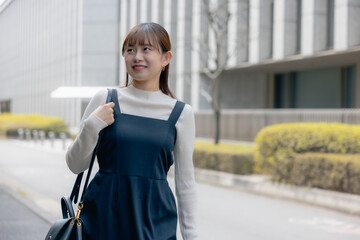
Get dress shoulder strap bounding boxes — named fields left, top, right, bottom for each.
left=168, top=101, right=185, bottom=125
left=109, top=88, right=121, bottom=114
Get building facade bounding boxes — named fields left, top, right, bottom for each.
left=0, top=0, right=84, bottom=131
left=1, top=0, right=360, bottom=137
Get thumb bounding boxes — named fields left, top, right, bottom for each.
left=106, top=102, right=115, bottom=108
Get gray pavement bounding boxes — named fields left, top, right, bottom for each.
left=0, top=184, right=50, bottom=240
left=1, top=138, right=360, bottom=239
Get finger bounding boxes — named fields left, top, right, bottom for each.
left=105, top=102, right=115, bottom=108
left=106, top=102, right=115, bottom=108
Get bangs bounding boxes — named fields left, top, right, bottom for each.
left=122, top=25, right=160, bottom=54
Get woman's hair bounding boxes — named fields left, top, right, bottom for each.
left=122, top=22, right=175, bottom=99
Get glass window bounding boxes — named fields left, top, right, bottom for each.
left=295, top=68, right=339, bottom=108
left=274, top=74, right=286, bottom=108
left=0, top=100, right=12, bottom=113
left=270, top=0, right=274, bottom=58
left=326, top=0, right=335, bottom=49
left=296, top=0, right=302, bottom=53
left=274, top=67, right=343, bottom=109
left=341, top=66, right=356, bottom=108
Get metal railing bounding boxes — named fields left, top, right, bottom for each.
left=195, top=109, right=360, bottom=141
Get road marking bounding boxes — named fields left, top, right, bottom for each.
left=289, top=217, right=360, bottom=235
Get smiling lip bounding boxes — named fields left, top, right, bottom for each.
left=132, top=65, right=147, bottom=71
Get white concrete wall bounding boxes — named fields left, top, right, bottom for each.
left=237, top=0, right=249, bottom=63
left=313, top=0, right=327, bottom=52
left=348, top=0, right=360, bottom=47
left=0, top=0, right=82, bottom=130
left=81, top=0, right=119, bottom=87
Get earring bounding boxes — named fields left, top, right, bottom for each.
left=162, top=66, right=166, bottom=72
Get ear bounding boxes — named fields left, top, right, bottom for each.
left=162, top=51, right=172, bottom=67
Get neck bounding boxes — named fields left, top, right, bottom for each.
left=133, top=80, right=160, bottom=92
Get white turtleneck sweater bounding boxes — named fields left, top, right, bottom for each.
left=66, top=84, right=198, bottom=240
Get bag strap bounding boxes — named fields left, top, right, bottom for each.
left=70, top=88, right=113, bottom=204
left=61, top=196, right=75, bottom=218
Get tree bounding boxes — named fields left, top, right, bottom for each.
left=200, top=0, right=231, bottom=144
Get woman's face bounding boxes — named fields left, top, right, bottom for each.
left=124, top=40, right=171, bottom=87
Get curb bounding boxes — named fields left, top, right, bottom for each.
left=193, top=168, right=360, bottom=216
left=0, top=183, right=55, bottom=225
left=0, top=170, right=60, bottom=224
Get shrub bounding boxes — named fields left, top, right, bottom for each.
left=0, top=113, right=70, bottom=138
left=255, top=123, right=360, bottom=177
left=288, top=153, right=360, bottom=194
left=193, top=141, right=255, bottom=175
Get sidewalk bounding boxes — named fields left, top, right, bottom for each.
left=192, top=168, right=360, bottom=216
left=0, top=184, right=51, bottom=240
left=8, top=137, right=360, bottom=217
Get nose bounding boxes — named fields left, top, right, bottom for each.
left=134, top=51, right=143, bottom=61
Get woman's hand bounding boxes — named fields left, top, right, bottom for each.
left=94, top=102, right=115, bottom=125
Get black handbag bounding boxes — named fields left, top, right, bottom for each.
left=45, top=89, right=113, bottom=240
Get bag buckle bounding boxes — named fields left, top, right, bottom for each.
left=70, top=203, right=83, bottom=226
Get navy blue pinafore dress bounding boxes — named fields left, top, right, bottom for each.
left=81, top=89, right=185, bottom=240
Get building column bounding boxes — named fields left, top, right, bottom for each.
left=151, top=0, right=159, bottom=23
left=163, top=0, right=171, bottom=35
left=176, top=0, right=185, bottom=100
left=301, top=0, right=315, bottom=55
left=140, top=0, right=147, bottom=23
left=302, top=0, right=333, bottom=53
left=249, top=0, right=260, bottom=63
left=191, top=0, right=200, bottom=111
left=273, top=0, right=285, bottom=60
left=227, top=0, right=237, bottom=67
left=273, top=0, right=297, bottom=60
left=334, top=0, right=348, bottom=50
left=249, top=0, right=272, bottom=63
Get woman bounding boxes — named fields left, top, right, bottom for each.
left=66, top=22, right=198, bottom=240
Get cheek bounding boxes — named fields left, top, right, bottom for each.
left=150, top=56, right=163, bottom=67
left=124, top=57, right=132, bottom=69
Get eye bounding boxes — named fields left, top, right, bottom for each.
left=144, top=47, right=151, bottom=51
left=126, top=48, right=135, bottom=54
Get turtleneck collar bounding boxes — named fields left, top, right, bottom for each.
left=125, top=84, right=164, bottom=100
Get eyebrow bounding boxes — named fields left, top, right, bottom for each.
left=127, top=42, right=152, bottom=47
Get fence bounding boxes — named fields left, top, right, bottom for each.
left=195, top=109, right=360, bottom=141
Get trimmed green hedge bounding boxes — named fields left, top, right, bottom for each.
left=255, top=123, right=360, bottom=175
left=288, top=153, right=360, bottom=194
left=0, top=113, right=70, bottom=138
left=254, top=122, right=360, bottom=194
left=193, top=141, right=255, bottom=175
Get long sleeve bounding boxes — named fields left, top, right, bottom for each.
left=174, top=104, right=198, bottom=240
left=65, top=89, right=108, bottom=174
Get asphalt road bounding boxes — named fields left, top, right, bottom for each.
left=1, top=139, right=360, bottom=240
left=0, top=186, right=50, bottom=240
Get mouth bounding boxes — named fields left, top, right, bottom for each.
left=132, top=65, right=147, bottom=71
